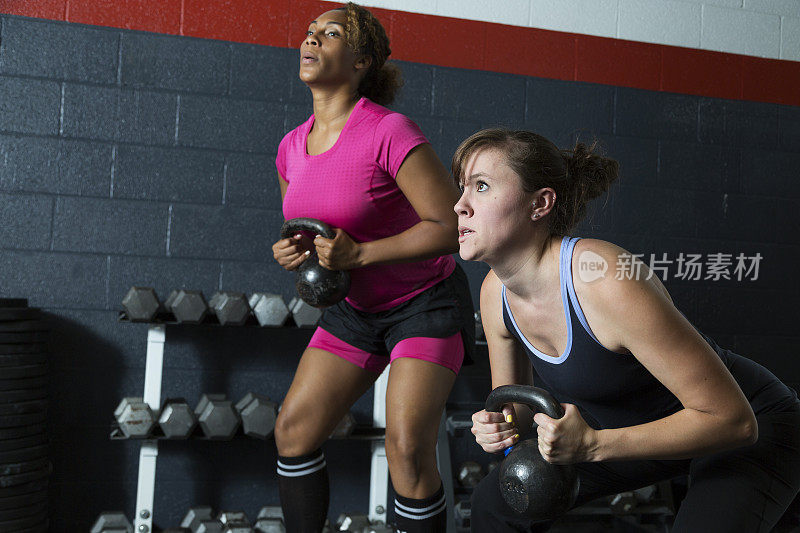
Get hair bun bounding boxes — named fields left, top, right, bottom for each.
left=566, top=141, right=619, bottom=203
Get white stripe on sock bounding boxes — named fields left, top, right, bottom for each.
left=277, top=454, right=325, bottom=471
left=277, top=460, right=327, bottom=477
left=394, top=493, right=446, bottom=514
left=394, top=500, right=447, bottom=521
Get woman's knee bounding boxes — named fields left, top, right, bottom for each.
left=274, top=405, right=320, bottom=456
left=385, top=430, right=437, bottom=477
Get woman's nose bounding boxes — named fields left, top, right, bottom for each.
left=454, top=192, right=472, bottom=216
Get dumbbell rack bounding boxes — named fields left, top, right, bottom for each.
left=122, top=323, right=456, bottom=532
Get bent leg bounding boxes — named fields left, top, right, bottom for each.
left=275, top=334, right=383, bottom=533
left=672, top=411, right=800, bottom=533
left=385, top=354, right=457, bottom=531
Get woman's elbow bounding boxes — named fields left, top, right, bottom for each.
left=739, top=414, right=759, bottom=446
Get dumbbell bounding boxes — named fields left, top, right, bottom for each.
left=166, top=289, right=209, bottom=324
left=195, top=394, right=240, bottom=439
left=335, top=513, right=370, bottom=531
left=114, top=397, right=155, bottom=438
left=454, top=500, right=471, bottom=531
left=330, top=411, right=356, bottom=438
left=456, top=460, right=484, bottom=488
left=445, top=412, right=472, bottom=437
left=249, top=293, right=290, bottom=327
left=91, top=511, right=133, bottom=533
left=288, top=297, right=323, bottom=328
left=182, top=507, right=223, bottom=533
left=235, top=393, right=277, bottom=439
left=210, top=291, right=251, bottom=326
left=159, top=398, right=197, bottom=438
left=218, top=510, right=253, bottom=532
left=121, top=286, right=162, bottom=322
left=254, top=506, right=285, bottom=533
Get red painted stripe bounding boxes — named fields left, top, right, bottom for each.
left=2, top=0, right=798, bottom=107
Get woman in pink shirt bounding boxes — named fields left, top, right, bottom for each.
left=271, top=3, right=475, bottom=531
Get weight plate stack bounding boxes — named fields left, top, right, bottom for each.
left=0, top=299, right=50, bottom=531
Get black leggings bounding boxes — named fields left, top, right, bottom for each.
left=471, top=410, right=800, bottom=532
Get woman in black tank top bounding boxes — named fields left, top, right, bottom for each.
left=451, top=128, right=800, bottom=532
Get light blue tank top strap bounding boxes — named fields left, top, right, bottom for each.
left=500, top=236, right=574, bottom=364
left=562, top=236, right=605, bottom=346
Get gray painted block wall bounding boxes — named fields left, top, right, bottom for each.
left=1, top=14, right=799, bottom=530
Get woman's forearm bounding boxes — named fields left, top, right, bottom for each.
left=356, top=219, right=458, bottom=267
left=590, top=407, right=757, bottom=462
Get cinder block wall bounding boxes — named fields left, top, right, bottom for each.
left=1, top=6, right=799, bottom=530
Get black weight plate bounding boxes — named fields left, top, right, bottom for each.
left=0, top=466, right=50, bottom=488
left=0, top=402, right=47, bottom=417
left=0, top=309, right=40, bottom=322
left=0, top=477, right=47, bottom=498
left=0, top=460, right=49, bottom=477
left=0, top=300, right=27, bottom=309
left=0, top=412, right=47, bottom=429
left=0, top=332, right=49, bottom=344
left=0, top=445, right=48, bottom=464
left=0, top=501, right=47, bottom=522
left=0, top=434, right=47, bottom=453
left=0, top=390, right=47, bottom=405
left=0, top=511, right=47, bottom=530
left=0, top=366, right=48, bottom=380
left=0, top=377, right=48, bottom=392
left=0, top=489, right=46, bottom=511
left=0, top=353, right=48, bottom=368
left=0, top=425, right=45, bottom=441
left=0, top=322, right=47, bottom=333
left=0, top=344, right=46, bottom=356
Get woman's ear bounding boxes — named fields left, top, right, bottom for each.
left=354, top=54, right=372, bottom=72
left=531, top=188, right=557, bottom=221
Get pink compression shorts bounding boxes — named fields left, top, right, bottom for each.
left=308, top=327, right=464, bottom=374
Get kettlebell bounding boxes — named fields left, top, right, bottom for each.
left=279, top=217, right=351, bottom=308
left=485, top=384, right=579, bottom=519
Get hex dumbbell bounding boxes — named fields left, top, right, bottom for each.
left=335, top=513, right=370, bottom=531
left=218, top=510, right=253, bottom=532
left=235, top=392, right=277, bottom=439
left=90, top=511, right=133, bottom=533
left=249, top=293, right=290, bottom=327
left=167, top=289, right=209, bottom=324
left=456, top=461, right=484, bottom=488
left=121, top=286, right=162, bottom=322
left=288, top=297, right=323, bottom=328
left=210, top=291, right=251, bottom=326
left=195, top=394, right=240, bottom=439
left=114, top=397, right=155, bottom=438
left=159, top=398, right=197, bottom=438
left=182, top=507, right=223, bottom=533
left=254, top=506, right=285, bottom=533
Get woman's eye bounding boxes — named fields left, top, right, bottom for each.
left=327, top=31, right=339, bottom=37
left=476, top=181, right=488, bottom=192
left=306, top=30, right=313, bottom=36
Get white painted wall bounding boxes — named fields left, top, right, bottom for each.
left=360, top=0, right=800, bottom=61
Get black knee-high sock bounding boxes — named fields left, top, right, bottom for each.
left=277, top=449, right=329, bottom=533
left=394, top=484, right=447, bottom=533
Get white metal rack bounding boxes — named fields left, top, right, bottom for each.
left=129, top=324, right=455, bottom=532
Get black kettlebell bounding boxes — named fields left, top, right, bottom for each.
left=485, top=384, right=579, bottom=519
left=279, top=217, right=351, bottom=308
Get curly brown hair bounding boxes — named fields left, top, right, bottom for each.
left=335, top=2, right=403, bottom=106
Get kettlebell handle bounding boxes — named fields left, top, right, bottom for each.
left=280, top=217, right=337, bottom=240
left=485, top=384, right=565, bottom=420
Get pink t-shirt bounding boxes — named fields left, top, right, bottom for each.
left=276, top=98, right=455, bottom=312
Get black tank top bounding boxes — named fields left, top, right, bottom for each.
left=501, top=237, right=799, bottom=430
